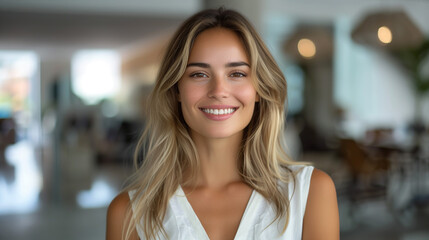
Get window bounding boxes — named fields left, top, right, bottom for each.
left=71, top=50, right=121, bottom=105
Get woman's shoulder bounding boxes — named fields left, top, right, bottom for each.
left=108, top=192, right=131, bottom=215
left=106, top=192, right=135, bottom=240
left=107, top=192, right=131, bottom=228
left=288, top=165, right=336, bottom=205
left=302, top=168, right=339, bottom=239
left=286, top=165, right=333, bottom=188
left=309, top=168, right=335, bottom=190
left=307, top=168, right=337, bottom=203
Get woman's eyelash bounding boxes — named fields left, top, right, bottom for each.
left=190, top=72, right=208, bottom=78
left=230, top=72, right=247, bottom=77
left=189, top=71, right=247, bottom=78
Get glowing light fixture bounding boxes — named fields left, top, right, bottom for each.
left=297, top=38, right=316, bottom=58
left=377, top=26, right=392, bottom=44
left=283, top=27, right=332, bottom=63
left=352, top=10, right=423, bottom=49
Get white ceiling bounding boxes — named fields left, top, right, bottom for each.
left=0, top=0, right=203, bottom=53
left=0, top=0, right=202, bottom=16
left=0, top=0, right=427, bottom=53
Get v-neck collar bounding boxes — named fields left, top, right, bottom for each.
left=175, top=185, right=257, bottom=240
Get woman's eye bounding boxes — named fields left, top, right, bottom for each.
left=230, top=72, right=246, bottom=78
left=190, top=72, right=208, bottom=78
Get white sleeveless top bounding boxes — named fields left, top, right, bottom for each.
left=129, top=165, right=314, bottom=239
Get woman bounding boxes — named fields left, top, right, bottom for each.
left=107, top=8, right=339, bottom=240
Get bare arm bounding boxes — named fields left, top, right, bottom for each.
left=106, top=192, right=139, bottom=240
left=302, top=169, right=340, bottom=240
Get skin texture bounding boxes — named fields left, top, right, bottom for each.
left=106, top=27, right=339, bottom=240
left=178, top=28, right=258, bottom=141
left=106, top=192, right=138, bottom=240
left=303, top=169, right=340, bottom=240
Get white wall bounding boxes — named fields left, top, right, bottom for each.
left=334, top=17, right=417, bottom=138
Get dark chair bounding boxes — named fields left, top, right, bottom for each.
left=340, top=138, right=389, bottom=202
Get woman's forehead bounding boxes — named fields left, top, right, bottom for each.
left=187, top=28, right=250, bottom=64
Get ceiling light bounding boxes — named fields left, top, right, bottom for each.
left=297, top=38, right=316, bottom=58
left=378, top=26, right=392, bottom=44
left=352, top=10, right=423, bottom=49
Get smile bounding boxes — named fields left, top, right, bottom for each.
left=200, top=108, right=237, bottom=115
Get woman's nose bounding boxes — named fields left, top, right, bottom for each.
left=207, top=75, right=229, bottom=99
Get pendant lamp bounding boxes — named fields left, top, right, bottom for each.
left=351, top=10, right=424, bottom=49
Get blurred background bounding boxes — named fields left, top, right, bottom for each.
left=0, top=0, right=428, bottom=239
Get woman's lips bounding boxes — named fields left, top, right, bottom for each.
left=199, top=105, right=238, bottom=121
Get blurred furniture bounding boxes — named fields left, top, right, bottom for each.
left=365, top=128, right=394, bottom=145
left=383, top=129, right=429, bottom=225
left=0, top=118, right=16, bottom=163
left=340, top=138, right=390, bottom=202
left=96, top=118, right=142, bottom=165
left=340, top=135, right=429, bottom=226
left=60, top=111, right=96, bottom=202
left=0, top=118, right=16, bottom=182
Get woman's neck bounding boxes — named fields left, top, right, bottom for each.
left=187, top=131, right=244, bottom=189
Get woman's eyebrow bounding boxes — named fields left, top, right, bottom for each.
left=186, top=61, right=250, bottom=68
left=225, top=61, right=250, bottom=68
left=187, top=62, right=210, bottom=68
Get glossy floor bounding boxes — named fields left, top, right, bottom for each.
left=0, top=150, right=428, bottom=239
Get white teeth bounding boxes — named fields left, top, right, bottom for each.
left=202, top=108, right=236, bottom=115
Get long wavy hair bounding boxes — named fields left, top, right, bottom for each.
left=123, top=8, right=306, bottom=240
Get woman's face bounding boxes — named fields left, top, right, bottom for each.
left=178, top=27, right=258, bottom=140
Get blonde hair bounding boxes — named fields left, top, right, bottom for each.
left=123, top=8, right=307, bottom=240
